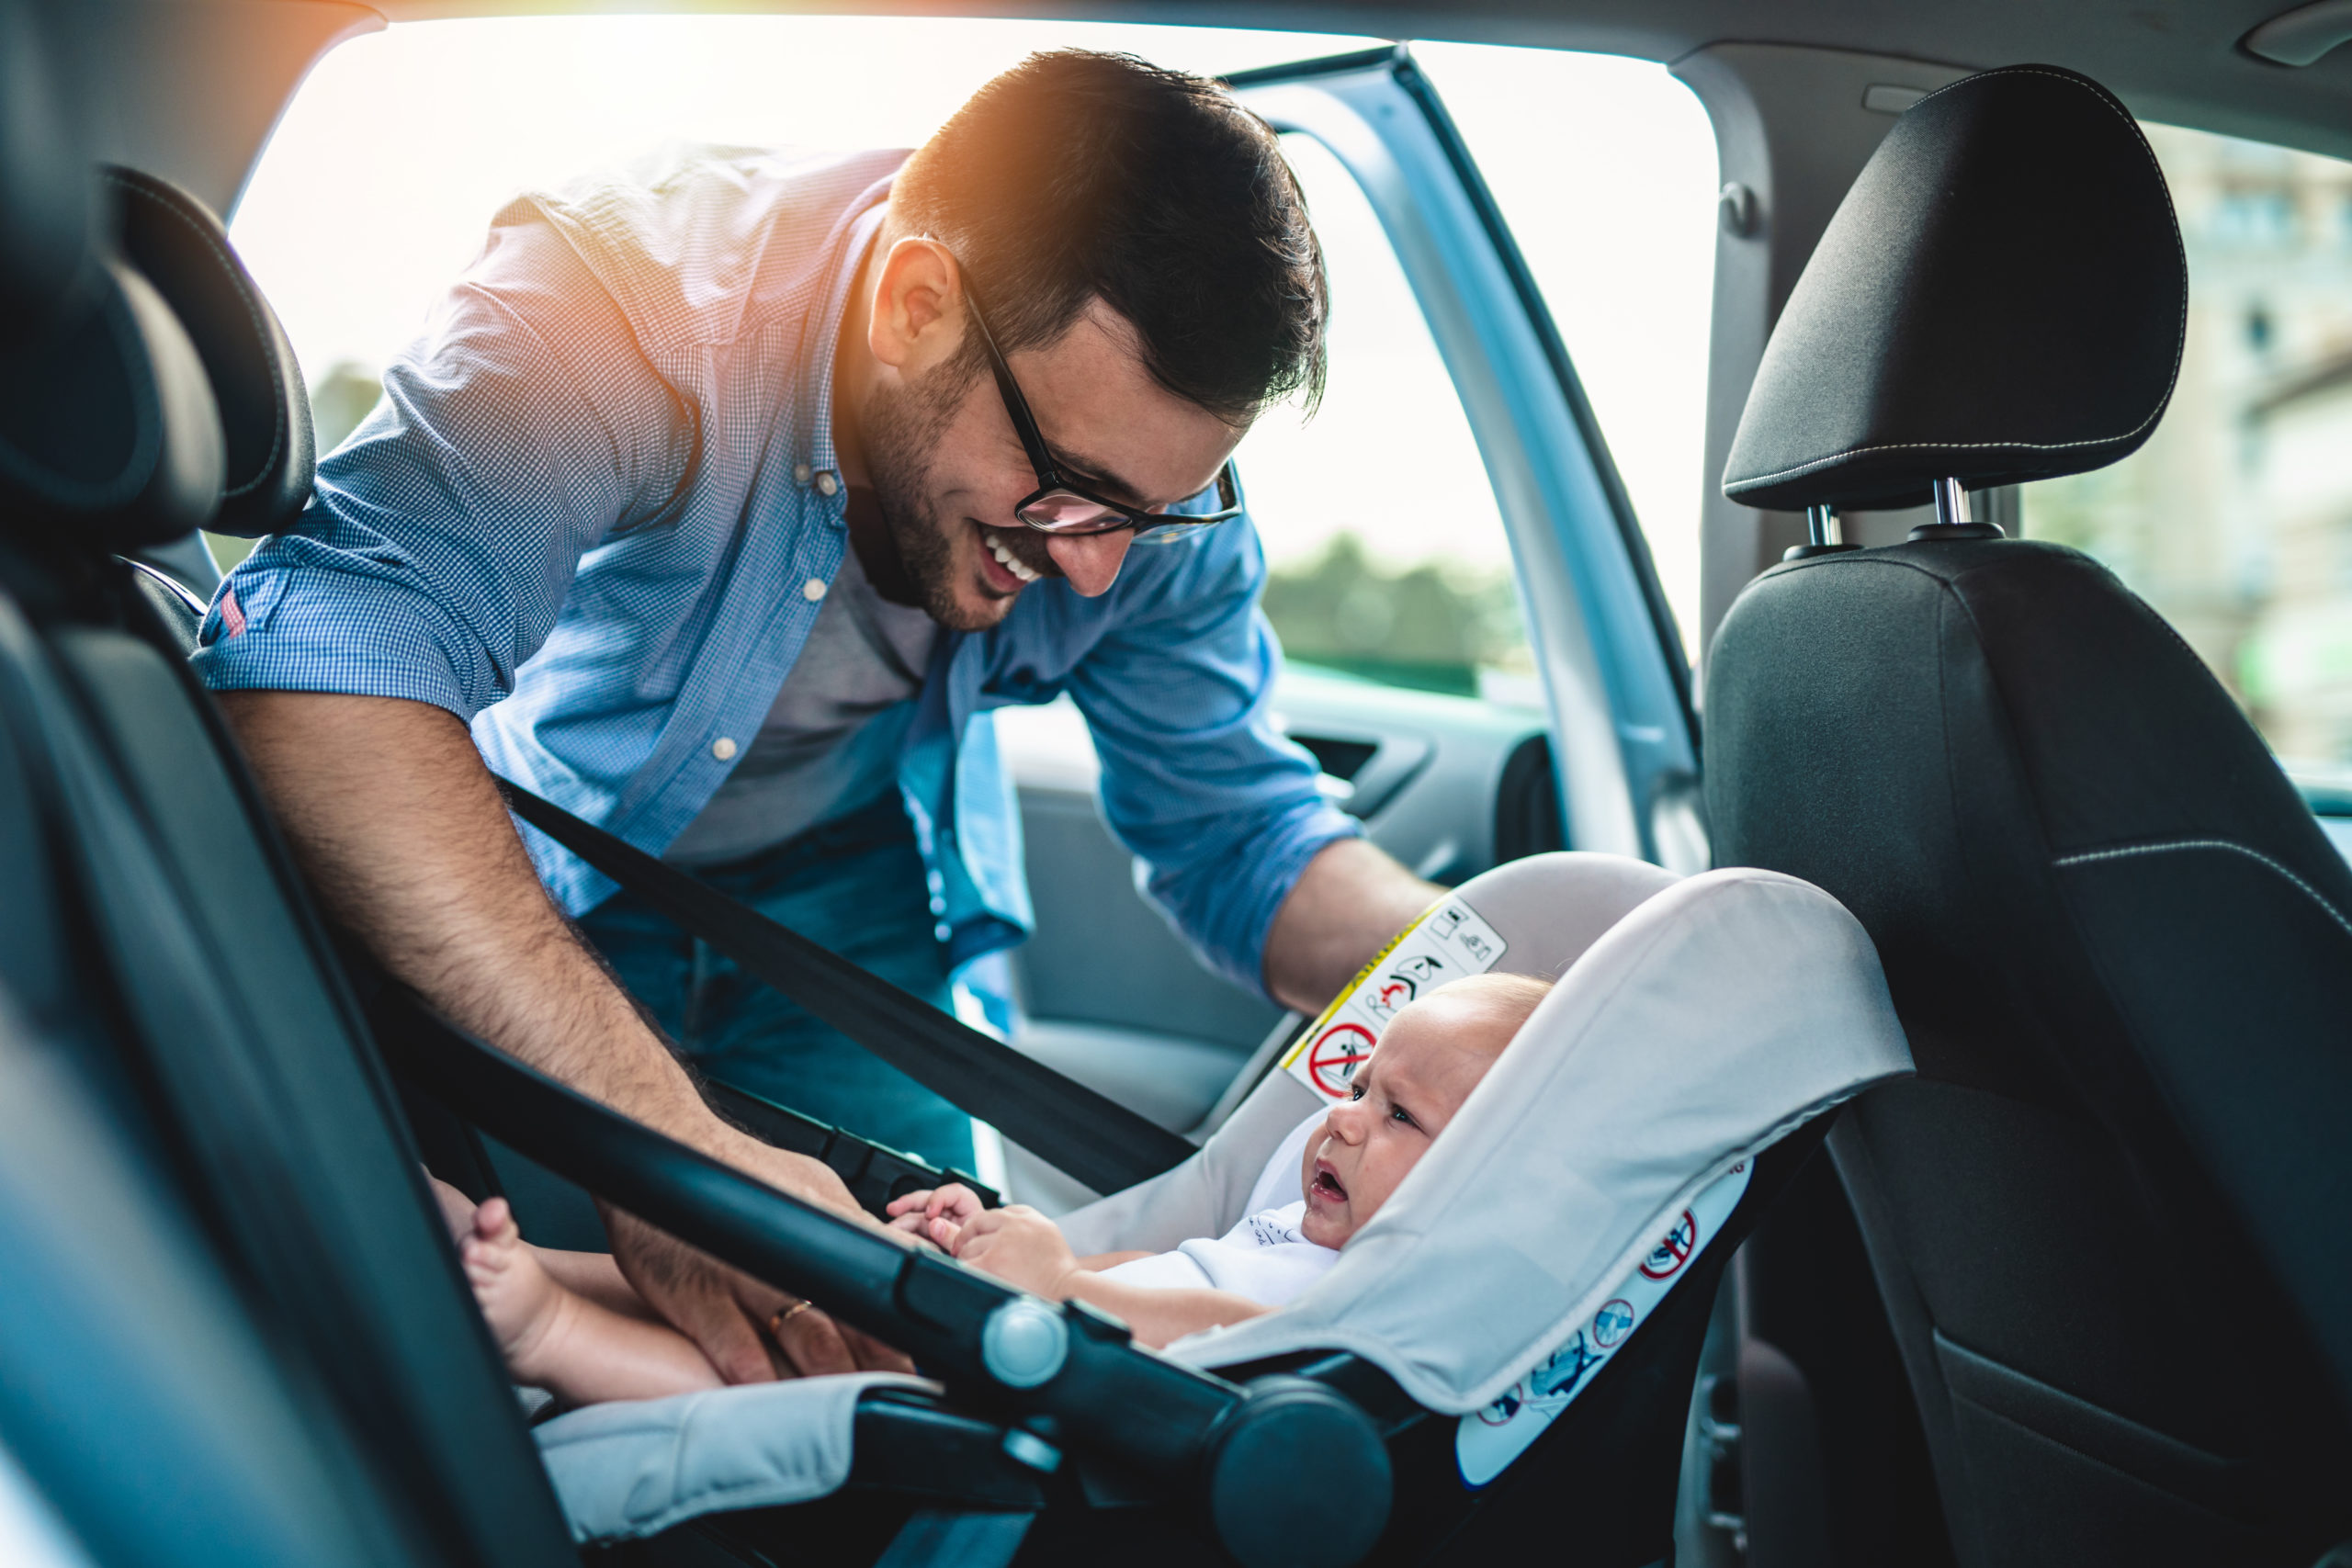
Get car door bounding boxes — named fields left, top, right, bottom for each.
left=991, top=44, right=1702, bottom=1207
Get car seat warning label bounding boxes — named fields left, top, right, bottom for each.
left=1280, top=897, right=1510, bottom=1100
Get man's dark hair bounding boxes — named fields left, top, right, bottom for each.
left=893, top=50, right=1327, bottom=427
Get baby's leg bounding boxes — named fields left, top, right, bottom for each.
left=424, top=1176, right=654, bottom=1322
left=460, top=1198, right=725, bottom=1407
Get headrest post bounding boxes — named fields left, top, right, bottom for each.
left=1781, top=503, right=1860, bottom=562
left=1909, top=477, right=2005, bottom=544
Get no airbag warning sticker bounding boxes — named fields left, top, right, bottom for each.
left=1279, top=897, right=1510, bottom=1100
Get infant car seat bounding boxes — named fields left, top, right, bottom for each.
left=488, top=852, right=1911, bottom=1567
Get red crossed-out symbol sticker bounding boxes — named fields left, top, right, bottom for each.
left=1638, top=1211, right=1700, bottom=1280
left=1305, top=1021, right=1377, bottom=1099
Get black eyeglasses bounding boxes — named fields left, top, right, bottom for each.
left=964, top=287, right=1243, bottom=537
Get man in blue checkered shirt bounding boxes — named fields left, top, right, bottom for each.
left=200, top=51, right=1439, bottom=1380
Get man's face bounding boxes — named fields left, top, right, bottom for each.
left=863, top=298, right=1244, bottom=632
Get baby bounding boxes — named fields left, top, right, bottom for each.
left=438, top=970, right=1548, bottom=1401
left=888, top=971, right=1550, bottom=1348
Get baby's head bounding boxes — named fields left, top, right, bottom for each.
left=1298, top=971, right=1552, bottom=1248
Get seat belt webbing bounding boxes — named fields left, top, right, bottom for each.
left=497, top=779, right=1195, bottom=1195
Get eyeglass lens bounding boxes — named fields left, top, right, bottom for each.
left=1016, top=491, right=1127, bottom=531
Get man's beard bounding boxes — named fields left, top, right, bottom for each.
left=861, top=367, right=1009, bottom=632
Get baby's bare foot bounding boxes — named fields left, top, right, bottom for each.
left=459, top=1198, right=579, bottom=1386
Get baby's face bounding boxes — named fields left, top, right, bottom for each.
left=1297, top=989, right=1515, bottom=1250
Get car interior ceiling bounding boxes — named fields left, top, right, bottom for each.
left=8, top=3, right=2352, bottom=1568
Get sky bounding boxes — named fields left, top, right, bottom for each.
left=229, top=16, right=1719, bottom=658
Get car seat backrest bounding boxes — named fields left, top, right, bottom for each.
left=0, top=46, right=582, bottom=1562
left=1706, top=62, right=2352, bottom=1568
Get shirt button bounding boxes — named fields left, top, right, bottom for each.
left=933, top=921, right=953, bottom=942
left=711, top=737, right=737, bottom=761
left=814, top=470, right=840, bottom=498
left=802, top=577, right=828, bottom=602
left=793, top=461, right=812, bottom=485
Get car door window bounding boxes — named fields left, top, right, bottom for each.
left=1411, top=44, right=1722, bottom=666
left=1238, top=133, right=1532, bottom=703
left=2018, top=123, right=2352, bottom=799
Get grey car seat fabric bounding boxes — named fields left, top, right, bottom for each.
left=536, top=1373, right=938, bottom=1544
left=1706, top=62, right=2352, bottom=1568
left=533, top=852, right=1910, bottom=1547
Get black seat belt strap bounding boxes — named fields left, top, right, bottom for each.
left=495, top=779, right=1196, bottom=1195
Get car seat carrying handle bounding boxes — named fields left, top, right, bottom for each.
left=494, top=778, right=1195, bottom=1195
left=376, top=989, right=1393, bottom=1568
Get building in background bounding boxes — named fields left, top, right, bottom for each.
left=2022, top=123, right=2352, bottom=765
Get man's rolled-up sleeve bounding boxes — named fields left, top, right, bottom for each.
left=1069, top=518, right=1362, bottom=999
left=192, top=201, right=692, bottom=721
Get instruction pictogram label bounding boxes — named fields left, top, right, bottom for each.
left=1279, top=897, right=1510, bottom=1100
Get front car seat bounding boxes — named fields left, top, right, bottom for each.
left=1702, top=65, right=2352, bottom=1568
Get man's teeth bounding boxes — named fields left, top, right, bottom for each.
left=984, top=529, right=1040, bottom=583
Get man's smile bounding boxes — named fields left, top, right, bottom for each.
left=975, top=524, right=1057, bottom=595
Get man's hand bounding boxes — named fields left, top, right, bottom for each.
left=949, top=1205, right=1081, bottom=1298
left=1262, top=838, right=1443, bottom=1016
left=603, top=1206, right=913, bottom=1381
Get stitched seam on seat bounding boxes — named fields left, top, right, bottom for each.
left=1729, top=68, right=2188, bottom=492
left=2053, top=838, right=2352, bottom=942
left=102, top=171, right=286, bottom=500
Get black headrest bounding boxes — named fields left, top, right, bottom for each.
left=106, top=168, right=315, bottom=538
left=0, top=259, right=227, bottom=548
left=1722, top=65, right=2186, bottom=513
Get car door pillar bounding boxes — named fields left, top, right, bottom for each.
left=1672, top=45, right=1970, bottom=665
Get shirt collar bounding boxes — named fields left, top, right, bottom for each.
left=796, top=177, right=895, bottom=492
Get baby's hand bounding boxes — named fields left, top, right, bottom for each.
left=951, top=1205, right=1079, bottom=1298
left=885, top=1183, right=986, bottom=1247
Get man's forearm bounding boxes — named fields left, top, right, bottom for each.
left=1261, top=837, right=1443, bottom=1015
left=219, top=692, right=740, bottom=1154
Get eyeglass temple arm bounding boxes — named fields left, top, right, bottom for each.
left=962, top=288, right=1062, bottom=485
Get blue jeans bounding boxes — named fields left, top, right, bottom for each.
left=577, top=792, right=974, bottom=1172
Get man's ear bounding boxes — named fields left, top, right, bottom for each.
left=867, top=237, right=966, bottom=376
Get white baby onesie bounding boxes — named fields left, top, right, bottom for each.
left=1093, top=1110, right=1337, bottom=1307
